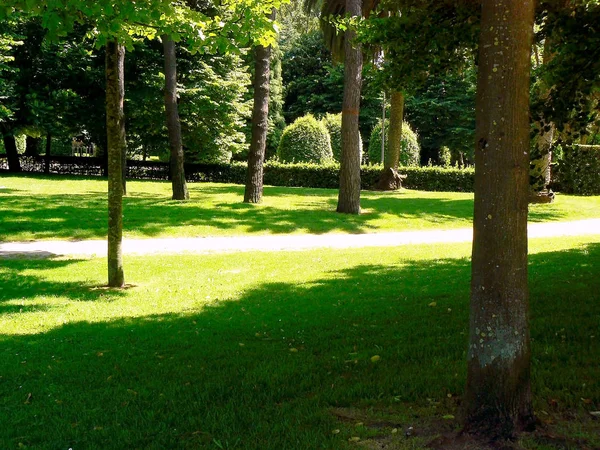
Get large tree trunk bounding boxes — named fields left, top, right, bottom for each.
left=463, top=0, right=536, bottom=441
left=105, top=39, right=126, bottom=288
left=44, top=133, right=51, bottom=174
left=337, top=0, right=363, bottom=214
left=375, top=91, right=404, bottom=190
left=244, top=10, right=275, bottom=204
left=2, top=134, right=21, bottom=172
left=162, top=35, right=189, bottom=201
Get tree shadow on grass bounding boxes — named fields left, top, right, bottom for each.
left=0, top=258, right=126, bottom=315
left=361, top=195, right=474, bottom=224
left=2, top=176, right=595, bottom=242
left=0, top=243, right=598, bottom=448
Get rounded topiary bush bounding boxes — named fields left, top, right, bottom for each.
left=277, top=114, right=333, bottom=164
left=368, top=120, right=420, bottom=166
left=321, top=113, right=363, bottom=162
left=321, top=113, right=342, bottom=162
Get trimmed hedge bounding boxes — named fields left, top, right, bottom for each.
left=187, top=161, right=475, bottom=192
left=277, top=114, right=333, bottom=163
left=0, top=155, right=475, bottom=192
left=368, top=120, right=420, bottom=166
left=553, top=145, right=600, bottom=195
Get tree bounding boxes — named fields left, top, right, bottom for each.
left=5, top=0, right=283, bottom=287
left=374, top=90, right=404, bottom=189
left=405, top=65, right=476, bottom=165
left=280, top=30, right=381, bottom=144
left=105, top=39, right=126, bottom=287
left=162, top=35, right=189, bottom=201
left=244, top=9, right=276, bottom=204
left=336, top=0, right=364, bottom=214
left=463, top=0, right=536, bottom=440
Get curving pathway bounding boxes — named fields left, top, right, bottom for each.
left=0, top=219, right=599, bottom=259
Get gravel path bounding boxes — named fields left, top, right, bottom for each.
left=1, top=219, right=599, bottom=259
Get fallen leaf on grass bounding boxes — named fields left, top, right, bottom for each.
left=428, top=302, right=437, bottom=307
left=370, top=355, right=380, bottom=363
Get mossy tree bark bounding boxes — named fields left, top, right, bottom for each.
left=463, top=0, right=536, bottom=441
left=375, top=91, right=404, bottom=190
left=162, top=34, right=189, bottom=201
left=337, top=0, right=363, bottom=214
left=244, top=9, right=275, bottom=204
left=105, top=39, right=126, bottom=288
left=2, top=133, right=21, bottom=172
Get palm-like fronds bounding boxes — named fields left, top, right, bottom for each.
left=304, top=0, right=380, bottom=60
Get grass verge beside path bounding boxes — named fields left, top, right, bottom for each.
left=1, top=236, right=599, bottom=449
left=1, top=174, right=600, bottom=242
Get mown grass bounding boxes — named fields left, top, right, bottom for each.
left=1, top=174, right=599, bottom=242
left=1, top=236, right=599, bottom=449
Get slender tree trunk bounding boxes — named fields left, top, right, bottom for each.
left=105, top=39, right=126, bottom=288
left=122, top=139, right=127, bottom=196
left=25, top=136, right=41, bottom=156
left=244, top=10, right=275, bottom=204
left=380, top=91, right=386, bottom=163
left=44, top=133, right=51, bottom=174
left=463, top=0, right=536, bottom=441
left=375, top=90, right=404, bottom=190
left=337, top=0, right=363, bottom=214
left=530, top=39, right=556, bottom=204
left=2, top=134, right=21, bottom=172
left=162, top=34, right=189, bottom=201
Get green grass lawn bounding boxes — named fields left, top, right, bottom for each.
left=1, top=174, right=599, bottom=242
left=1, top=236, right=599, bottom=449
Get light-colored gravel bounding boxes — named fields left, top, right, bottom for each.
left=1, top=219, right=599, bottom=259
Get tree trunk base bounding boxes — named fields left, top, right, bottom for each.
left=373, top=168, right=405, bottom=191
left=528, top=190, right=555, bottom=204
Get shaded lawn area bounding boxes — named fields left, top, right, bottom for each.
left=1, top=236, right=599, bottom=449
left=1, top=174, right=599, bottom=242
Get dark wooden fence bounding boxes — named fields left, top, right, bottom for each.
left=0, top=155, right=245, bottom=183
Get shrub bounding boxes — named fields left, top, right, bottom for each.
left=277, top=114, right=333, bottom=164
left=179, top=160, right=475, bottom=192
left=552, top=145, right=600, bottom=195
left=321, top=113, right=364, bottom=162
left=439, top=146, right=452, bottom=167
left=3, top=155, right=476, bottom=192
left=321, top=113, right=343, bottom=161
left=368, top=120, right=420, bottom=166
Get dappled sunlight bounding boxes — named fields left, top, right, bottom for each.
left=0, top=240, right=598, bottom=447
left=1, top=175, right=599, bottom=242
